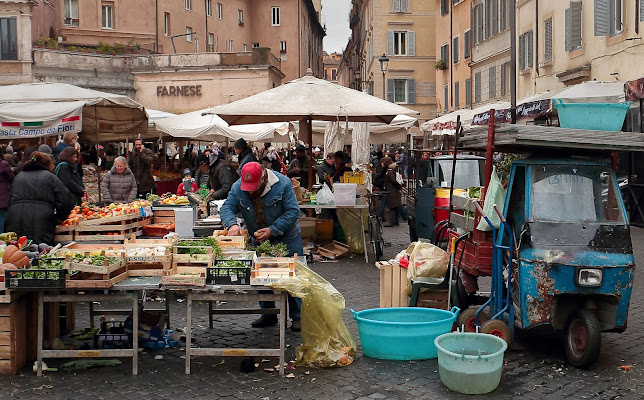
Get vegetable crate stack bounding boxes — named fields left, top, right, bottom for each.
left=123, top=235, right=174, bottom=276
left=250, top=255, right=297, bottom=286
left=63, top=251, right=128, bottom=288
left=75, top=213, right=152, bottom=242
left=169, top=238, right=222, bottom=276
left=207, top=250, right=256, bottom=285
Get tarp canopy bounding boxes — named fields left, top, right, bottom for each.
left=296, top=114, right=418, bottom=145
left=207, top=73, right=420, bottom=125
left=555, top=80, right=626, bottom=103
left=154, top=109, right=292, bottom=143
left=0, top=82, right=147, bottom=140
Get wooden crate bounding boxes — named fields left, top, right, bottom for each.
left=61, top=243, right=124, bottom=253
left=416, top=291, right=449, bottom=310
left=153, top=208, right=175, bottom=225
left=54, top=224, right=75, bottom=242
left=214, top=236, right=245, bottom=249
left=124, top=235, right=173, bottom=276
left=63, top=253, right=126, bottom=274
left=77, top=211, right=143, bottom=226
left=317, top=241, right=350, bottom=260
left=250, top=255, right=296, bottom=285
left=161, top=274, right=205, bottom=287
left=65, top=265, right=129, bottom=289
left=376, top=261, right=409, bottom=308
left=0, top=292, right=28, bottom=374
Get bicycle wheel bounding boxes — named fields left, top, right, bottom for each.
left=369, top=215, right=384, bottom=261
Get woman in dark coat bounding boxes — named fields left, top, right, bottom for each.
left=55, top=147, right=85, bottom=206
left=384, top=162, right=409, bottom=227
left=6, top=152, right=73, bottom=244
left=0, top=147, right=15, bottom=232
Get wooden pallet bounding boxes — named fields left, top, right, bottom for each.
left=317, top=241, right=350, bottom=260
left=65, top=265, right=129, bottom=289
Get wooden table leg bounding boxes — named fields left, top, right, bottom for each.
left=89, top=300, right=95, bottom=329
left=165, top=289, right=171, bottom=328
left=37, top=292, right=44, bottom=377
left=279, top=291, right=286, bottom=376
left=361, top=211, right=369, bottom=264
left=185, top=289, right=192, bottom=374
left=132, top=293, right=139, bottom=376
left=208, top=301, right=213, bottom=329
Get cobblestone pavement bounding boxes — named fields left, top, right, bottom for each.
left=1, top=225, right=643, bottom=399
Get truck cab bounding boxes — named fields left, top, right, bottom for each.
left=406, top=151, right=484, bottom=241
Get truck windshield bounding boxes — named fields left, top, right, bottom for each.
left=531, top=165, right=624, bottom=223
left=437, top=160, right=482, bottom=189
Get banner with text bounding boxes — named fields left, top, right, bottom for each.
left=0, top=108, right=82, bottom=138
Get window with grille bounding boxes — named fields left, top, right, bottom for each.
left=64, top=0, right=79, bottom=27
left=272, top=7, right=280, bottom=26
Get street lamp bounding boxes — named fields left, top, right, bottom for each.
left=379, top=54, right=389, bottom=100
left=354, top=67, right=361, bottom=91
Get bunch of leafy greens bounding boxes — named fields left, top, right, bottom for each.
left=213, top=259, right=250, bottom=275
left=254, top=241, right=289, bottom=257
left=176, top=238, right=223, bottom=258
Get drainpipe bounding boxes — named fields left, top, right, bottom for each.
left=535, top=0, right=539, bottom=78
left=450, top=0, right=453, bottom=109
left=298, top=0, right=301, bottom=78
left=510, top=0, right=517, bottom=123
left=205, top=0, right=208, bottom=52
left=155, top=0, right=159, bottom=53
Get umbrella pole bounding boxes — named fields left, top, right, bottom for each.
left=94, top=105, right=102, bottom=205
left=302, top=116, right=313, bottom=192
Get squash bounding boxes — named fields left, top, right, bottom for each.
left=2, top=245, right=18, bottom=264
left=0, top=263, right=17, bottom=282
left=2, top=246, right=29, bottom=268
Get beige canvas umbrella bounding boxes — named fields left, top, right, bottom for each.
left=207, top=70, right=419, bottom=189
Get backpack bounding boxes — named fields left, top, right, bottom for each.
left=374, top=171, right=385, bottom=189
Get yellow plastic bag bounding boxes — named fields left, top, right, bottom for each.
left=337, top=208, right=367, bottom=254
left=271, top=261, right=357, bottom=368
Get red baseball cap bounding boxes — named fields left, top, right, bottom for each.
left=240, top=162, right=264, bottom=191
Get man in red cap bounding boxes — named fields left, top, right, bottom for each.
left=220, top=162, right=303, bottom=331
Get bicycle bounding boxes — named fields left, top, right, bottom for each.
left=366, top=193, right=385, bottom=261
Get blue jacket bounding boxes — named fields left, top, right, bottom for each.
left=221, top=170, right=302, bottom=255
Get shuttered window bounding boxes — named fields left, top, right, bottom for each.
left=474, top=72, right=482, bottom=103
left=441, top=0, right=448, bottom=15
left=519, top=33, right=525, bottom=70
left=519, top=31, right=533, bottom=69
left=641, top=0, right=644, bottom=22
left=407, top=79, right=415, bottom=104
left=387, top=79, right=415, bottom=104
left=491, top=0, right=498, bottom=36
left=484, top=0, right=491, bottom=39
left=472, top=3, right=483, bottom=44
left=488, top=67, right=496, bottom=100
left=453, top=36, right=459, bottom=64
left=544, top=18, right=553, bottom=62
left=440, top=43, right=449, bottom=63
left=499, top=0, right=507, bottom=31
left=464, top=30, right=471, bottom=59
left=594, top=0, right=609, bottom=36
left=392, top=0, right=410, bottom=13
left=566, top=2, right=582, bottom=50
left=0, top=17, right=17, bottom=60
left=444, top=84, right=449, bottom=111
left=465, top=78, right=472, bottom=107
left=500, top=62, right=508, bottom=96
left=455, top=81, right=460, bottom=109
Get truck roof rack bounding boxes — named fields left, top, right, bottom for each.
left=460, top=124, right=644, bottom=153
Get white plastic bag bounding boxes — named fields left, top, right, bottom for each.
left=395, top=172, right=403, bottom=186
left=317, top=183, right=334, bottom=205
left=477, top=166, right=506, bottom=231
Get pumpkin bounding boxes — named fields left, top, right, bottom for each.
left=2, top=246, right=29, bottom=268
left=0, top=263, right=18, bottom=282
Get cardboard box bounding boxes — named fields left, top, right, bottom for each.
left=299, top=217, right=317, bottom=240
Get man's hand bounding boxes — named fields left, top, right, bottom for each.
left=254, top=227, right=272, bottom=242
left=228, top=225, right=242, bottom=236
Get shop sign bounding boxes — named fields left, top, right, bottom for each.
left=156, top=85, right=203, bottom=97
left=0, top=109, right=81, bottom=138
left=625, top=78, right=644, bottom=101
left=472, top=100, right=550, bottom=125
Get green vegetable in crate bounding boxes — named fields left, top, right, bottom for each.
left=175, top=238, right=223, bottom=258
left=70, top=253, right=118, bottom=266
left=254, top=241, right=289, bottom=257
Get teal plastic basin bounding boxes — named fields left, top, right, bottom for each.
left=351, top=307, right=459, bottom=360
left=553, top=99, right=632, bottom=131
left=435, top=332, right=508, bottom=394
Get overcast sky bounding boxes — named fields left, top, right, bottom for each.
left=322, top=0, right=352, bottom=54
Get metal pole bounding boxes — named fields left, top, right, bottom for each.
left=382, top=72, right=386, bottom=100
left=510, top=0, right=517, bottom=123
left=484, top=109, right=496, bottom=192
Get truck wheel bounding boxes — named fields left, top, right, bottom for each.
left=564, top=308, right=601, bottom=368
left=481, top=319, right=512, bottom=345
left=457, top=307, right=488, bottom=332
left=408, top=218, right=418, bottom=242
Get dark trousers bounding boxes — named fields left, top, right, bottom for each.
left=389, top=206, right=409, bottom=225
left=378, top=193, right=388, bottom=221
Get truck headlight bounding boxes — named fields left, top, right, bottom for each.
left=576, top=268, right=603, bottom=287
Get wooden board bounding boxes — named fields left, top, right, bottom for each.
left=127, top=262, right=171, bottom=277
left=62, top=243, right=125, bottom=252
left=377, top=261, right=409, bottom=308
left=215, top=236, right=246, bottom=249
left=64, top=255, right=126, bottom=274
left=77, top=212, right=145, bottom=226
left=0, top=294, right=27, bottom=374
left=161, top=274, right=205, bottom=286
left=123, top=235, right=175, bottom=248
left=75, top=230, right=143, bottom=242
left=461, top=124, right=644, bottom=152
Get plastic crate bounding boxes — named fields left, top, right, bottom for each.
left=5, top=269, right=67, bottom=290
left=94, top=321, right=132, bottom=349
left=207, top=260, right=252, bottom=285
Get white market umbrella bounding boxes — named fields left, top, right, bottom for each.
left=0, top=82, right=147, bottom=140
left=154, top=109, right=292, bottom=142
left=207, top=70, right=419, bottom=189
left=554, top=80, right=626, bottom=103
